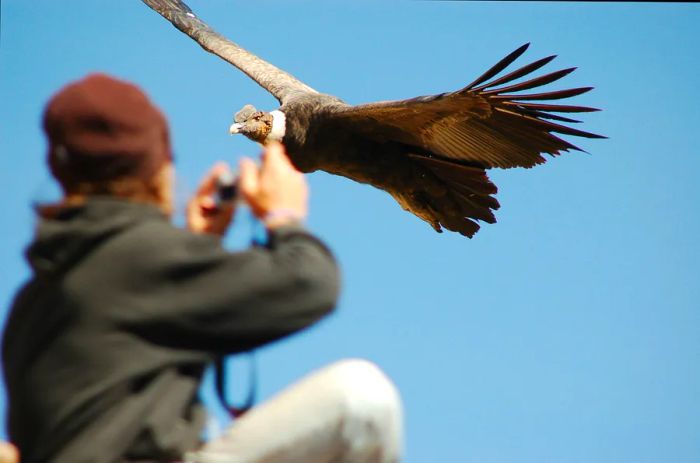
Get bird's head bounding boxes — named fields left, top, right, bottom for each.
left=229, top=104, right=285, bottom=144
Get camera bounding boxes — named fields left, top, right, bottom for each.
left=215, top=168, right=239, bottom=206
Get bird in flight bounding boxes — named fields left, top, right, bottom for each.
left=142, top=0, right=605, bottom=238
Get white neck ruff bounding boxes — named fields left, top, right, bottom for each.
left=267, top=110, right=286, bottom=142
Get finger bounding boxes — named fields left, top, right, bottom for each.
left=196, top=162, right=231, bottom=196
left=212, top=201, right=235, bottom=227
left=264, top=142, right=295, bottom=175
left=199, top=195, right=217, bottom=212
left=263, top=141, right=287, bottom=164
left=278, top=145, right=301, bottom=173
left=264, top=141, right=284, bottom=158
left=238, top=157, right=259, bottom=199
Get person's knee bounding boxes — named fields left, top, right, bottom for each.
left=326, top=359, right=403, bottom=452
left=326, top=358, right=401, bottom=412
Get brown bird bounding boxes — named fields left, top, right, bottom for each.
left=142, top=0, right=605, bottom=237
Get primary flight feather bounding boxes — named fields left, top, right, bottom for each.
left=142, top=0, right=605, bottom=237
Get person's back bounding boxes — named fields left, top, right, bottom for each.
left=4, top=199, right=212, bottom=460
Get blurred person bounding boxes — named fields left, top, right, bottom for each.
left=2, top=74, right=402, bottom=463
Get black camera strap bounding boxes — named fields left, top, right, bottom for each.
left=214, top=352, right=258, bottom=418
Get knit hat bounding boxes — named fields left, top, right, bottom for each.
left=43, top=73, right=172, bottom=189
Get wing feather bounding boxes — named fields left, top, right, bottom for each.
left=517, top=109, right=583, bottom=124
left=328, top=43, right=604, bottom=170
left=491, top=87, right=593, bottom=101
left=500, top=101, right=600, bottom=113
left=407, top=155, right=500, bottom=236
left=481, top=67, right=577, bottom=95
left=469, top=55, right=556, bottom=92
left=463, top=43, right=531, bottom=90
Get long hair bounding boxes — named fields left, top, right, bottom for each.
left=36, top=164, right=172, bottom=218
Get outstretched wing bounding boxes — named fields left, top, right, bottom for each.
left=324, top=44, right=604, bottom=237
left=142, top=0, right=317, bottom=104
left=329, top=43, right=605, bottom=169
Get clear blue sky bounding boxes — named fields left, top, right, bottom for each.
left=2, top=1, right=699, bottom=462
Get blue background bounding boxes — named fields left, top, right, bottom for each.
left=2, top=2, right=699, bottom=462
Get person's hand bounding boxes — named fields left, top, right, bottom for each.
left=239, top=142, right=308, bottom=229
left=186, top=162, right=236, bottom=236
left=0, top=442, right=18, bottom=463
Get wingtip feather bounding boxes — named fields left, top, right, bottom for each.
left=462, top=43, right=532, bottom=91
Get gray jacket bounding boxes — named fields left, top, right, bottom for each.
left=3, top=197, right=340, bottom=462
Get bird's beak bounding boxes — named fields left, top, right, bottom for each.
left=229, top=123, right=244, bottom=134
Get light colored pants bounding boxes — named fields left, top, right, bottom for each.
left=185, top=359, right=404, bottom=463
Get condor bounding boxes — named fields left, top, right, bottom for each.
left=143, top=0, right=605, bottom=237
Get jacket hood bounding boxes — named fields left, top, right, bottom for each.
left=27, top=197, right=166, bottom=275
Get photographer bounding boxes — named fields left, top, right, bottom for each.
left=2, top=74, right=402, bottom=463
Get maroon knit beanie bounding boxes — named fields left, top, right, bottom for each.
left=43, top=73, right=172, bottom=189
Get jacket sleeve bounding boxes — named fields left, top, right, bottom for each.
left=108, top=221, right=341, bottom=354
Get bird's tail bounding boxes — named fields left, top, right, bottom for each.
left=404, top=154, right=500, bottom=237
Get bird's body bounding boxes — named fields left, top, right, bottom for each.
left=143, top=0, right=605, bottom=237
left=274, top=94, right=496, bottom=234
left=278, top=94, right=350, bottom=173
